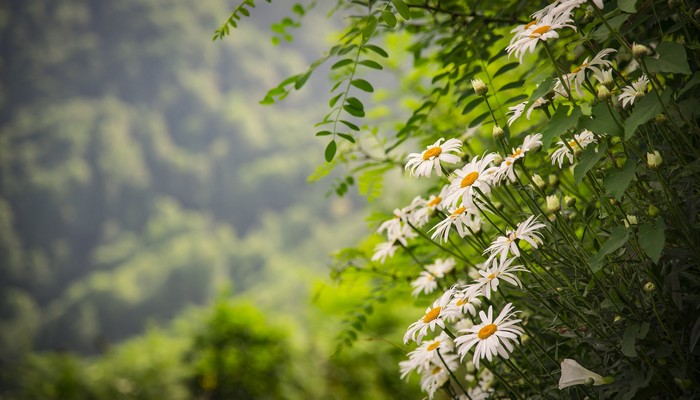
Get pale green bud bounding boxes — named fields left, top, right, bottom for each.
left=648, top=204, right=660, bottom=217
left=492, top=125, right=505, bottom=140
left=632, top=43, right=651, bottom=58
left=647, top=150, right=662, bottom=169
left=644, top=282, right=656, bottom=293
left=532, top=174, right=545, bottom=189
left=597, top=85, right=612, bottom=101
left=472, top=78, right=488, bottom=96
left=546, top=195, right=561, bottom=213
left=564, top=195, right=576, bottom=207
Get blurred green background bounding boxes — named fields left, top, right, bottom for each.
left=0, top=1, right=420, bottom=398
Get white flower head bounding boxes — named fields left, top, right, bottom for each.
left=403, top=289, right=461, bottom=344
left=443, top=153, right=498, bottom=208
left=618, top=74, right=649, bottom=108
left=427, top=258, right=457, bottom=277
left=476, top=257, right=529, bottom=299
left=506, top=14, right=576, bottom=63
left=507, top=101, right=527, bottom=126
left=371, top=241, right=398, bottom=263
left=406, top=138, right=463, bottom=177
left=455, top=303, right=524, bottom=368
left=558, top=358, right=612, bottom=389
left=430, top=204, right=482, bottom=243
left=565, top=48, right=616, bottom=96
left=492, top=133, right=543, bottom=184
left=420, top=353, right=460, bottom=399
left=451, top=284, right=483, bottom=317
left=550, top=129, right=598, bottom=168
left=484, top=215, right=546, bottom=264
left=411, top=271, right=439, bottom=297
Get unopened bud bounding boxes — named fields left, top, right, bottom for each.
left=520, top=334, right=531, bottom=345
left=647, top=150, right=662, bottom=169
left=564, top=195, right=576, bottom=207
left=532, top=174, right=545, bottom=189
left=648, top=204, right=660, bottom=217
left=644, top=282, right=656, bottom=292
left=548, top=174, right=559, bottom=187
left=655, top=113, right=668, bottom=123
left=492, top=125, right=505, bottom=140
left=597, top=85, right=612, bottom=101
left=472, top=78, right=488, bottom=96
left=695, top=9, right=700, bottom=20
left=546, top=195, right=561, bottom=213
left=613, top=315, right=623, bottom=323
left=624, top=214, right=638, bottom=227
left=632, top=43, right=651, bottom=58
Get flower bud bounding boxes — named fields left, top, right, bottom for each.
left=597, top=85, right=612, bottom=101
left=613, top=315, right=623, bottom=323
left=655, top=113, right=668, bottom=123
left=643, top=282, right=656, bottom=293
left=492, top=125, right=505, bottom=140
left=647, top=150, right=662, bottom=169
left=472, top=78, right=488, bottom=96
left=546, top=195, right=561, bottom=213
left=492, top=153, right=504, bottom=166
left=564, top=195, right=577, bottom=207
left=520, top=334, right=531, bottom=345
left=548, top=174, right=559, bottom=187
left=532, top=174, right=545, bottom=189
left=632, top=43, right=651, bottom=58
left=648, top=204, right=660, bottom=217
left=624, top=214, right=638, bottom=228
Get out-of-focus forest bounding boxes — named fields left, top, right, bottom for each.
left=0, top=1, right=420, bottom=398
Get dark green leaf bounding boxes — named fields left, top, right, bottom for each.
left=329, top=94, right=342, bottom=108
left=645, top=41, right=691, bottom=75
left=325, top=140, right=337, bottom=162
left=364, top=44, right=389, bottom=58
left=358, top=60, right=383, bottom=70
left=340, top=120, right=360, bottom=131
left=381, top=10, right=397, bottom=28
left=618, top=0, right=637, bottom=13
left=574, top=142, right=607, bottom=185
left=526, top=76, right=554, bottom=108
left=331, top=59, right=354, bottom=69
left=493, top=62, right=520, bottom=78
left=590, top=225, right=629, bottom=271
left=362, top=16, right=377, bottom=40
left=316, top=130, right=332, bottom=136
left=292, top=4, right=305, bottom=15
left=638, top=217, right=665, bottom=263
left=351, top=79, right=374, bottom=93
left=469, top=110, right=491, bottom=128
left=391, top=0, right=411, bottom=20
left=580, top=102, right=623, bottom=137
left=338, top=133, right=356, bottom=143
left=499, top=80, right=525, bottom=92
left=461, top=97, right=483, bottom=115
left=294, top=71, right=311, bottom=90
left=541, top=105, right=581, bottom=149
left=624, top=88, right=672, bottom=140
left=590, top=14, right=628, bottom=42
left=621, top=323, right=649, bottom=357
left=505, top=94, right=528, bottom=104
left=345, top=97, right=364, bottom=110
left=604, top=159, right=637, bottom=200
left=344, top=105, right=365, bottom=117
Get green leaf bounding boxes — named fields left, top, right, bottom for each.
left=364, top=44, right=389, bottom=58
left=351, top=79, right=374, bottom=93
left=493, top=62, right=520, bottom=78
left=621, top=322, right=649, bottom=357
left=358, top=60, right=383, bottom=70
left=381, top=10, right=397, bottom=28
left=362, top=16, right=377, bottom=40
left=618, top=0, right=637, bottom=13
left=526, top=76, right=554, bottom=108
left=645, top=41, right=691, bottom=75
left=391, top=0, right=411, bottom=20
left=329, top=93, right=342, bottom=107
left=331, top=59, right=353, bottom=69
left=574, top=142, right=607, bottom=185
left=337, top=133, right=356, bottom=143
left=604, top=159, right=637, bottom=200
left=315, top=130, right=332, bottom=136
left=590, top=14, right=628, bottom=42
left=469, top=110, right=491, bottom=128
left=325, top=140, right=337, bottom=162
left=499, top=80, right=525, bottom=92
left=343, top=105, right=365, bottom=117
left=624, top=88, right=672, bottom=140
left=638, top=217, right=665, bottom=263
left=345, top=97, right=364, bottom=110
left=461, top=97, right=483, bottom=115
left=294, top=71, right=311, bottom=90
left=579, top=102, right=623, bottom=137
left=590, top=225, right=629, bottom=271
left=340, top=120, right=360, bottom=131
left=541, top=105, right=581, bottom=149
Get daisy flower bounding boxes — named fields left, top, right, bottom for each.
left=420, top=354, right=460, bottom=399
left=492, top=133, right=543, bottom=184
left=506, top=14, right=576, bottom=63
left=410, top=332, right=455, bottom=372
left=476, top=257, right=529, bottom=299
left=451, top=284, right=483, bottom=317
left=443, top=153, right=498, bottom=208
left=410, top=186, right=449, bottom=227
left=411, top=272, right=439, bottom=297
left=404, top=289, right=461, bottom=344
left=371, top=241, right=398, bottom=263
left=427, top=257, right=457, bottom=277
left=377, top=206, right=412, bottom=240
left=550, top=129, right=598, bottom=168
left=618, top=74, right=649, bottom=108
left=455, top=303, right=524, bottom=368
left=430, top=205, right=482, bottom=243
left=507, top=101, right=527, bottom=126
left=565, top=48, right=616, bottom=96
left=484, top=215, right=546, bottom=264
left=405, top=138, right=463, bottom=177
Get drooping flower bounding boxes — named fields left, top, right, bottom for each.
left=420, top=353, right=460, bottom=399
left=430, top=205, right=482, bottom=243
left=484, top=215, right=546, bottom=264
left=443, top=153, right=498, bottom=208
left=410, top=186, right=449, bottom=227
left=492, top=133, right=543, bottom=184
left=475, top=257, right=528, bottom=299
left=451, top=284, right=483, bottom=317
left=371, top=241, right=398, bottom=263
left=427, top=257, right=457, bottom=277
left=406, top=138, right=463, bottom=177
left=506, top=14, right=576, bottom=63
left=618, top=75, right=649, bottom=108
left=404, top=289, right=461, bottom=344
left=550, top=129, right=598, bottom=168
left=455, top=303, right=524, bottom=368
left=565, top=48, right=616, bottom=96
left=507, top=101, right=527, bottom=126
left=411, top=272, right=439, bottom=297
left=558, top=359, right=612, bottom=389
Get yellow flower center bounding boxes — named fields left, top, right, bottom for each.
left=423, top=147, right=442, bottom=160
left=423, top=306, right=442, bottom=323
left=487, top=273, right=497, bottom=280
left=529, top=25, right=551, bottom=38
left=427, top=341, right=441, bottom=351
left=524, top=20, right=538, bottom=29
left=456, top=297, right=469, bottom=306
left=572, top=62, right=587, bottom=74
left=431, top=366, right=442, bottom=375
left=460, top=171, right=479, bottom=188
left=451, top=206, right=466, bottom=217
left=511, top=148, right=523, bottom=158
left=478, top=323, right=498, bottom=339
left=427, top=196, right=442, bottom=207
left=568, top=139, right=578, bottom=148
